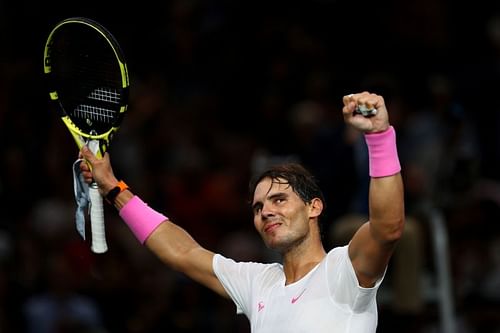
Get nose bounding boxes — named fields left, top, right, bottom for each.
left=260, top=203, right=274, bottom=220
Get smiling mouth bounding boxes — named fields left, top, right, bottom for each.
left=264, top=223, right=281, bottom=233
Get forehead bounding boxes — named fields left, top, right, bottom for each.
left=253, top=177, right=294, bottom=201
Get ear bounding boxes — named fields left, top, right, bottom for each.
left=308, top=198, right=323, bottom=218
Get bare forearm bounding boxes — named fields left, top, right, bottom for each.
left=145, top=220, right=226, bottom=297
left=369, top=173, right=405, bottom=243
left=145, top=221, right=204, bottom=271
left=113, top=190, right=209, bottom=271
left=112, top=190, right=225, bottom=295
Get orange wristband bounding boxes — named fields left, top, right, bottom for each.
left=105, top=180, right=129, bottom=204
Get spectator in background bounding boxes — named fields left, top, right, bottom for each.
left=22, top=252, right=103, bottom=333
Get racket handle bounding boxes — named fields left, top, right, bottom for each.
left=89, top=183, right=108, bottom=253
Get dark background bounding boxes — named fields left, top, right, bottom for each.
left=1, top=0, right=500, bottom=332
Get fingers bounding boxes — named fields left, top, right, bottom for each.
left=79, top=145, right=99, bottom=184
left=342, top=94, right=354, bottom=106
left=80, top=145, right=97, bottom=165
left=342, top=91, right=390, bottom=133
left=342, top=94, right=356, bottom=116
left=79, top=159, right=93, bottom=183
left=343, top=92, right=382, bottom=111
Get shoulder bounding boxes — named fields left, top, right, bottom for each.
left=213, top=253, right=283, bottom=279
left=324, top=245, right=353, bottom=275
left=326, top=245, right=349, bottom=260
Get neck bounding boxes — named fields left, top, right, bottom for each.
left=282, top=235, right=326, bottom=285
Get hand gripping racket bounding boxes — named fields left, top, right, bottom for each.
left=43, top=17, right=129, bottom=253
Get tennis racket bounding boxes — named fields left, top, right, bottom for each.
left=43, top=17, right=129, bottom=253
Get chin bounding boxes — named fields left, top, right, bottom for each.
left=265, top=238, right=290, bottom=253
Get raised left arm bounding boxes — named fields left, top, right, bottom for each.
left=342, top=92, right=405, bottom=287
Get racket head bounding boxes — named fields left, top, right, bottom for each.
left=43, top=17, right=129, bottom=155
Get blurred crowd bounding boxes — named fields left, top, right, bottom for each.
left=1, top=0, right=500, bottom=332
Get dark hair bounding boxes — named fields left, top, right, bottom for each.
left=248, top=162, right=326, bottom=212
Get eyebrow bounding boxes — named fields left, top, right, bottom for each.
left=252, top=192, right=288, bottom=211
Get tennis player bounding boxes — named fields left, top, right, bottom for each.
left=80, top=91, right=404, bottom=332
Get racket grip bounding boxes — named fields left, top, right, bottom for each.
left=89, top=183, right=108, bottom=253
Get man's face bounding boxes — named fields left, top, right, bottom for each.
left=252, top=177, right=312, bottom=252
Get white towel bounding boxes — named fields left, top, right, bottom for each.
left=72, top=158, right=89, bottom=240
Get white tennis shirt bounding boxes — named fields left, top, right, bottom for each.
left=213, top=245, right=383, bottom=333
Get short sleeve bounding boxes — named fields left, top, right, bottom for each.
left=213, top=254, right=273, bottom=315
left=327, top=246, right=386, bottom=313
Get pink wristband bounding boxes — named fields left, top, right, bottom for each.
left=119, top=196, right=168, bottom=244
left=364, top=126, right=401, bottom=178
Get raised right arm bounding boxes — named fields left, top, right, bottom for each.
left=80, top=146, right=229, bottom=298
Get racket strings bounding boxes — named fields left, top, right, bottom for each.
left=74, top=104, right=115, bottom=124
left=89, top=87, right=121, bottom=104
